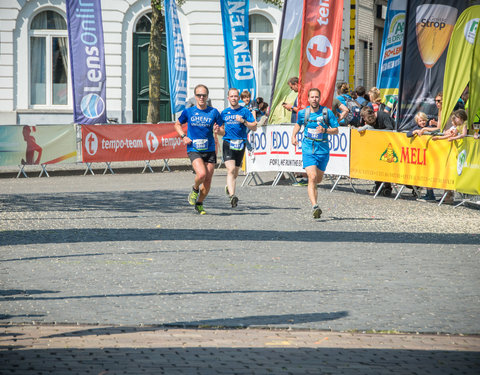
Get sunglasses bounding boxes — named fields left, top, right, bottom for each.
left=196, top=94, right=208, bottom=98
left=435, top=99, right=442, bottom=103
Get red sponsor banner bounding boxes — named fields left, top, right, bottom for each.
left=298, top=0, right=343, bottom=109
left=81, top=123, right=187, bottom=162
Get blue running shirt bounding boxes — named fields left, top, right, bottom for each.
left=221, top=106, right=255, bottom=141
left=297, top=106, right=339, bottom=155
left=178, top=106, right=223, bottom=153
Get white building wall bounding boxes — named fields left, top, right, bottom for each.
left=357, top=0, right=375, bottom=90
left=1, top=0, right=365, bottom=125
left=0, top=1, right=20, bottom=124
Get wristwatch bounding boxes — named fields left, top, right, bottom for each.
left=181, top=134, right=186, bottom=139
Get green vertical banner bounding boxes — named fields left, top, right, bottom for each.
left=268, top=0, right=303, bottom=124
left=456, top=137, right=480, bottom=195
left=442, top=5, right=480, bottom=129
left=469, top=14, right=480, bottom=129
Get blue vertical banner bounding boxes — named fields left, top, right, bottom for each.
left=220, top=0, right=256, bottom=99
left=65, top=0, right=107, bottom=125
left=376, top=0, right=406, bottom=101
left=164, top=0, right=188, bottom=114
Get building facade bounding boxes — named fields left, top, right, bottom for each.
left=0, top=0, right=381, bottom=126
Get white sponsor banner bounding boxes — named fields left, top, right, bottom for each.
left=246, top=124, right=350, bottom=176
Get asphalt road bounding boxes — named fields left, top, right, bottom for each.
left=0, top=169, right=479, bottom=334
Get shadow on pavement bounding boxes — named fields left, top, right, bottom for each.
left=0, top=289, right=346, bottom=303
left=1, top=227, right=478, bottom=246
left=0, top=189, right=280, bottom=214
left=38, top=312, right=349, bottom=338
left=0, top=346, right=478, bottom=374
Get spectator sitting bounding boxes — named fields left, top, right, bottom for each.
left=416, top=91, right=443, bottom=136
left=357, top=106, right=394, bottom=132
left=357, top=107, right=393, bottom=196
left=432, top=109, right=468, bottom=142
left=407, top=111, right=428, bottom=137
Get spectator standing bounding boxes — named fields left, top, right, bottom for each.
left=331, top=97, right=349, bottom=125
left=355, top=86, right=368, bottom=106
left=282, top=77, right=299, bottom=123
left=240, top=90, right=256, bottom=112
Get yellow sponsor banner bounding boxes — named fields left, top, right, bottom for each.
left=456, top=137, right=480, bottom=195
left=350, top=130, right=456, bottom=190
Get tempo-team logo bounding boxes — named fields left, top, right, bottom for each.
left=146, top=131, right=159, bottom=153
left=85, top=132, right=98, bottom=156
left=80, top=94, right=105, bottom=119
left=307, top=35, right=332, bottom=68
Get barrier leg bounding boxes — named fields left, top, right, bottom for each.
left=272, top=172, right=283, bottom=187
left=162, top=159, right=171, bottom=172
left=38, top=164, right=50, bottom=178
left=394, top=185, right=405, bottom=200
left=142, top=160, right=154, bottom=174
left=438, top=191, right=448, bottom=206
left=373, top=182, right=385, bottom=199
left=330, top=175, right=342, bottom=192
left=17, top=165, right=28, bottom=178
left=349, top=178, right=357, bottom=194
left=253, top=172, right=264, bottom=185
left=84, top=163, right=94, bottom=176
left=241, top=173, right=251, bottom=187
left=103, top=162, right=114, bottom=175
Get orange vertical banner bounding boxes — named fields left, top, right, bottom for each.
left=298, top=0, right=344, bottom=109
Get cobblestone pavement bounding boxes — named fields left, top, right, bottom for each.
left=0, top=166, right=479, bottom=373
left=1, top=325, right=479, bottom=374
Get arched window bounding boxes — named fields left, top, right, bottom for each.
left=136, top=12, right=152, bottom=33
left=30, top=10, right=68, bottom=106
left=249, top=14, right=274, bottom=100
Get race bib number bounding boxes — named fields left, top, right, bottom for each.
left=307, top=128, right=321, bottom=140
left=229, top=139, right=244, bottom=151
left=193, top=139, right=208, bottom=151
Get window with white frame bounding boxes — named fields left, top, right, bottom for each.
left=249, top=13, right=274, bottom=101
left=30, top=10, right=69, bottom=106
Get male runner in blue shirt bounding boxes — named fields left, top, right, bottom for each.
left=291, top=88, right=339, bottom=219
left=217, top=88, right=257, bottom=207
left=174, top=84, right=223, bottom=215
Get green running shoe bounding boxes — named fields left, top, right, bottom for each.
left=312, top=205, right=322, bottom=219
left=188, top=188, right=199, bottom=205
left=230, top=195, right=239, bottom=208
left=195, top=203, right=206, bottom=215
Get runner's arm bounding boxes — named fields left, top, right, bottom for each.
left=291, top=123, right=301, bottom=146
left=174, top=120, right=191, bottom=144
